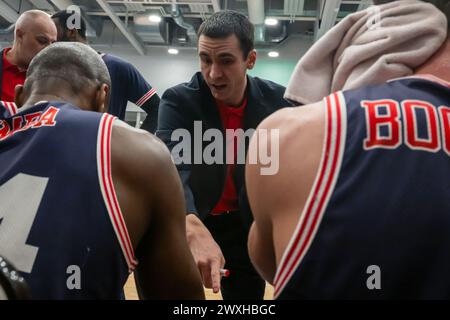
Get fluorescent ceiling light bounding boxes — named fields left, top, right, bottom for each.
left=265, top=18, right=278, bottom=26
left=148, top=15, right=162, bottom=23
left=268, top=51, right=279, bottom=58
left=168, top=48, right=179, bottom=55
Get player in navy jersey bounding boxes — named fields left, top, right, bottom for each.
left=0, top=42, right=203, bottom=300
left=51, top=10, right=160, bottom=133
left=246, top=0, right=450, bottom=299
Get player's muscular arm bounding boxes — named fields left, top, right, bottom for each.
left=111, top=121, right=204, bottom=299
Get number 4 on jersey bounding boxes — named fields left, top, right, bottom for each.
left=0, top=174, right=48, bottom=273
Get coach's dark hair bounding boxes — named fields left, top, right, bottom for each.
left=51, top=9, right=87, bottom=39
left=197, top=10, right=254, bottom=59
left=372, top=0, right=449, bottom=29
left=25, top=42, right=110, bottom=96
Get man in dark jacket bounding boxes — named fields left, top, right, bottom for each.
left=157, top=10, right=291, bottom=299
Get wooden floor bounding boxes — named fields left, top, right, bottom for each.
left=124, top=273, right=274, bottom=300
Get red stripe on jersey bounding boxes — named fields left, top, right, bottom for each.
left=98, top=114, right=137, bottom=272
left=136, top=88, right=156, bottom=107
left=104, top=115, right=137, bottom=267
left=274, top=92, right=345, bottom=298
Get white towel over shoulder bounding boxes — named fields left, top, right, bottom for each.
left=285, top=0, right=448, bottom=105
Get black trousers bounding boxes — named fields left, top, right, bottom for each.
left=204, top=211, right=266, bottom=300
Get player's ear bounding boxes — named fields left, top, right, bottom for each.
left=14, top=84, right=25, bottom=108
left=94, top=83, right=109, bottom=113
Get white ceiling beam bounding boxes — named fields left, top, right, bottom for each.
left=284, top=0, right=304, bottom=16
left=314, top=0, right=323, bottom=41
left=247, top=0, right=265, bottom=42
left=88, top=11, right=317, bottom=21
left=95, top=0, right=146, bottom=55
left=211, top=0, right=220, bottom=12
left=123, top=0, right=146, bottom=12
left=0, top=0, right=20, bottom=23
left=315, top=0, right=341, bottom=41
left=47, top=0, right=75, bottom=10
left=28, top=0, right=55, bottom=11
left=248, top=0, right=264, bottom=25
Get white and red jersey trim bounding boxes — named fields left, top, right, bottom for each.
left=1, top=101, right=18, bottom=116
left=273, top=91, right=347, bottom=298
left=97, top=114, right=138, bottom=273
left=415, top=74, right=450, bottom=88
left=388, top=74, right=450, bottom=88
left=135, top=88, right=157, bottom=107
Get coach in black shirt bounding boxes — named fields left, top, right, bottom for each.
left=157, top=11, right=291, bottom=299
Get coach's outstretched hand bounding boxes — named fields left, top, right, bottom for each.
left=186, top=214, right=225, bottom=294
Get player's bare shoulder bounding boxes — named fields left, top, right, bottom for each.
left=257, top=101, right=325, bottom=144
left=249, top=101, right=325, bottom=175
left=247, top=101, right=326, bottom=219
left=111, top=119, right=173, bottom=174
left=109, top=119, right=177, bottom=216
left=113, top=119, right=169, bottom=154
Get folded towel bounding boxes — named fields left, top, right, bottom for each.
left=285, top=0, right=448, bottom=104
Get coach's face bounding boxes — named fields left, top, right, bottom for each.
left=199, top=34, right=256, bottom=106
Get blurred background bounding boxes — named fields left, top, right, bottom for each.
left=0, top=0, right=373, bottom=126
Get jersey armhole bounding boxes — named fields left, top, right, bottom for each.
left=273, top=92, right=347, bottom=298
left=96, top=113, right=138, bottom=273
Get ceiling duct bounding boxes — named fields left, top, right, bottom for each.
left=247, top=0, right=265, bottom=43
left=171, top=2, right=197, bottom=44
left=133, top=12, right=168, bottom=44
left=96, top=0, right=145, bottom=55
left=269, top=21, right=288, bottom=43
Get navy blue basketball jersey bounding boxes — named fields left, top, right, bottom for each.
left=0, top=100, right=17, bottom=118
left=0, top=102, right=137, bottom=299
left=101, top=53, right=157, bottom=120
left=275, top=76, right=450, bottom=299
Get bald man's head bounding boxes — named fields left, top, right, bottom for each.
left=11, top=10, right=57, bottom=69
left=16, top=42, right=111, bottom=112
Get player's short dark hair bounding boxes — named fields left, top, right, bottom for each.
left=25, top=42, right=111, bottom=95
left=372, top=0, right=449, bottom=29
left=51, top=9, right=87, bottom=39
left=197, top=10, right=254, bottom=59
